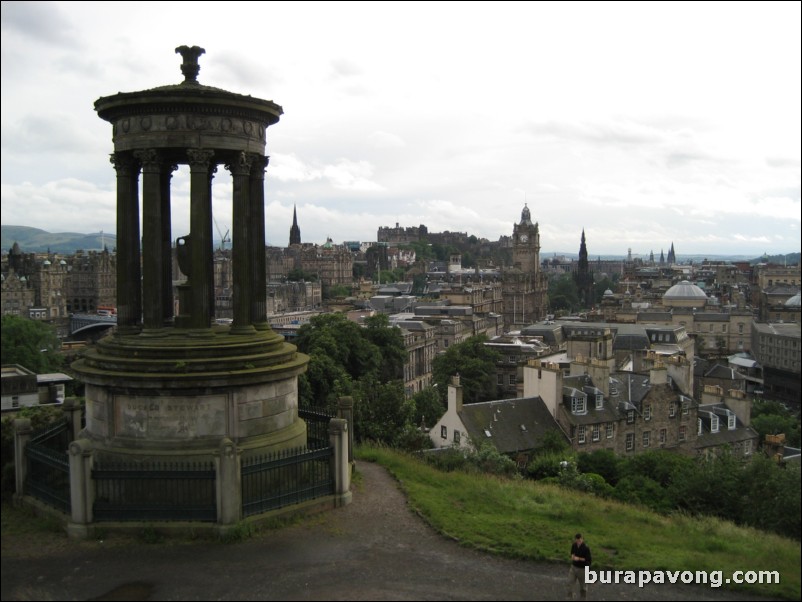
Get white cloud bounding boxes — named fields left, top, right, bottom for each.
left=0, top=2, right=799, bottom=257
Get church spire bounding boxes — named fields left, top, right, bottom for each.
left=289, top=204, right=301, bottom=246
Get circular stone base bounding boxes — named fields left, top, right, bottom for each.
left=72, top=327, right=310, bottom=455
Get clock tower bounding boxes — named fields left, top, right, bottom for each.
left=503, top=204, right=549, bottom=329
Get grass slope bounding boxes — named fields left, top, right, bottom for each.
left=357, top=445, right=800, bottom=600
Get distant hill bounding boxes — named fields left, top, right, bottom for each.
left=751, top=252, right=801, bottom=266
left=1, top=225, right=117, bottom=254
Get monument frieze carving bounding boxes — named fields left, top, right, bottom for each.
left=113, top=114, right=265, bottom=140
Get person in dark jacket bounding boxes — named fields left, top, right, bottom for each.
left=568, top=532, right=591, bottom=599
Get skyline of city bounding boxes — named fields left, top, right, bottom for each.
left=1, top=2, right=800, bottom=256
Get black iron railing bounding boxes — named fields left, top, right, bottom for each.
left=92, top=460, right=216, bottom=522
left=241, top=446, right=334, bottom=517
left=25, top=421, right=71, bottom=513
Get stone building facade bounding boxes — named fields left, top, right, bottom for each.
left=502, top=205, right=548, bottom=329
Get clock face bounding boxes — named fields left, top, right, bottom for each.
left=520, top=234, right=528, bottom=243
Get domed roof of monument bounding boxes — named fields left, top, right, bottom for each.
left=664, top=280, right=707, bottom=300
left=95, top=45, right=283, bottom=124
left=603, top=289, right=615, bottom=297
left=786, top=292, right=801, bottom=307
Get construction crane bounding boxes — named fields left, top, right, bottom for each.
left=213, top=217, right=231, bottom=251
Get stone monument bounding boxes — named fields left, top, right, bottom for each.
left=73, top=46, right=309, bottom=461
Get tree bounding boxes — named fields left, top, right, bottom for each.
left=432, top=335, right=500, bottom=404
left=752, top=400, right=800, bottom=447
left=412, top=386, right=445, bottom=430
left=1, top=315, right=63, bottom=374
left=296, top=312, right=412, bottom=445
left=327, top=284, right=351, bottom=299
left=286, top=268, right=317, bottom=282
left=548, top=274, right=579, bottom=313
left=363, top=314, right=406, bottom=383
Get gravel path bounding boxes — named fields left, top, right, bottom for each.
left=0, top=461, right=784, bottom=601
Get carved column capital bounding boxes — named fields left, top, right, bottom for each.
left=225, top=151, right=253, bottom=177
left=187, top=148, right=215, bottom=169
left=133, top=149, right=162, bottom=172
left=248, top=154, right=269, bottom=180
left=109, top=152, right=138, bottom=176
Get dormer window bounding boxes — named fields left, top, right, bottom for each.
left=644, top=405, right=651, bottom=421
left=627, top=410, right=635, bottom=424
left=595, top=394, right=603, bottom=410
left=711, top=415, right=719, bottom=434
left=571, top=396, right=586, bottom=415
left=698, top=418, right=703, bottom=435
left=728, top=414, right=736, bottom=430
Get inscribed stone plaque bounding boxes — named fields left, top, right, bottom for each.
left=115, top=394, right=227, bottom=439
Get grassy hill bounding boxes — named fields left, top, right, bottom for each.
left=1, top=225, right=116, bottom=254
left=357, top=446, right=800, bottom=600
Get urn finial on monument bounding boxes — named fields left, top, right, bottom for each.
left=175, top=45, right=206, bottom=84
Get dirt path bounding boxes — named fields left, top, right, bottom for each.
left=0, top=461, right=783, bottom=601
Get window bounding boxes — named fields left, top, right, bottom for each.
left=571, top=396, right=586, bottom=415
left=711, top=415, right=719, bottom=433
left=441, top=425, right=447, bottom=439
left=595, top=395, right=603, bottom=410
left=627, top=410, right=635, bottom=424
left=669, top=403, right=676, bottom=418
left=592, top=424, right=600, bottom=442
left=497, top=374, right=504, bottom=385
left=659, top=429, right=666, bottom=445
left=697, top=418, right=703, bottom=435
left=643, top=431, right=650, bottom=448
left=509, top=374, right=517, bottom=386
left=578, top=426, right=586, bottom=444
left=744, top=440, right=752, bottom=455
left=453, top=430, right=461, bottom=444
left=682, top=401, right=689, bottom=415
left=679, top=426, right=686, bottom=441
left=644, top=404, right=651, bottom=421
left=626, top=433, right=635, bottom=451
left=728, top=414, right=736, bottom=430
left=11, top=396, right=19, bottom=409
left=606, top=422, right=614, bottom=439
left=738, top=323, right=744, bottom=334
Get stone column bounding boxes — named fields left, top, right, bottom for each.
left=62, top=397, right=83, bottom=442
left=338, top=396, right=354, bottom=465
left=187, top=149, right=216, bottom=331
left=135, top=149, right=166, bottom=333
left=249, top=155, right=269, bottom=329
left=13, top=419, right=31, bottom=499
left=215, top=438, right=242, bottom=526
left=161, top=163, right=178, bottom=326
left=110, top=152, right=141, bottom=334
left=328, top=418, right=352, bottom=507
left=67, top=439, right=94, bottom=538
left=227, top=152, right=255, bottom=334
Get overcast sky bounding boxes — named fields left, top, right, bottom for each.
left=1, top=1, right=800, bottom=257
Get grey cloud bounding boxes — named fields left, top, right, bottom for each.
left=0, top=1, right=80, bottom=48
left=664, top=151, right=715, bottom=168
left=209, top=51, right=283, bottom=92
left=330, top=58, right=362, bottom=78
left=766, top=157, right=801, bottom=169
left=522, top=120, right=663, bottom=146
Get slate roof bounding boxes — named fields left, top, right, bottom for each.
left=704, top=365, right=746, bottom=381
left=695, top=403, right=759, bottom=449
left=459, top=396, right=564, bottom=454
